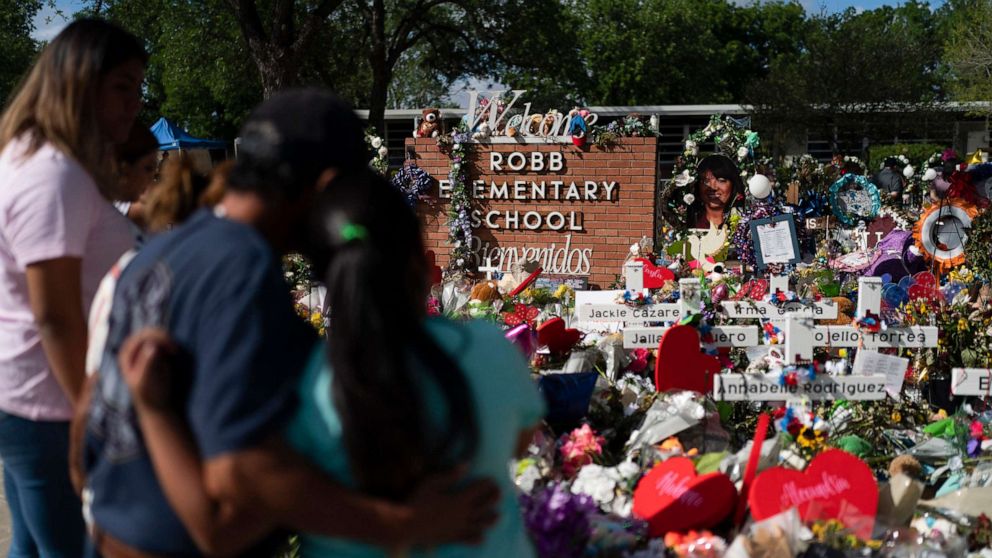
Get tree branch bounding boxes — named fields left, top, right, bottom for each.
left=387, top=0, right=460, bottom=59
left=292, top=0, right=348, bottom=52
left=225, top=0, right=269, bottom=45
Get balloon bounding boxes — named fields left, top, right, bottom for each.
left=711, top=283, right=730, bottom=303
left=883, top=285, right=909, bottom=308
left=748, top=174, right=773, bottom=199
left=914, top=271, right=937, bottom=288
left=505, top=324, right=538, bottom=360
left=897, top=276, right=915, bottom=291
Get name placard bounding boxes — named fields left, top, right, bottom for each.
left=713, top=374, right=887, bottom=401
left=623, top=326, right=758, bottom=349
left=577, top=304, right=682, bottom=324
left=721, top=301, right=838, bottom=319
left=951, top=368, right=992, bottom=396
left=811, top=326, right=938, bottom=348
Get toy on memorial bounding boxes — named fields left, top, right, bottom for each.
left=415, top=107, right=442, bottom=138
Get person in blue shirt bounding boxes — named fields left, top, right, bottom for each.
left=77, top=89, right=501, bottom=558
left=118, top=167, right=545, bottom=557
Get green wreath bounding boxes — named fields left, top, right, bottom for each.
left=967, top=209, right=992, bottom=281
left=660, top=115, right=760, bottom=231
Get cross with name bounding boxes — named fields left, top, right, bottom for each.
left=713, top=276, right=937, bottom=402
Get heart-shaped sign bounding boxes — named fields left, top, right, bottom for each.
left=633, top=457, right=737, bottom=537
left=749, top=449, right=878, bottom=539
left=654, top=325, right=721, bottom=394
left=635, top=258, right=675, bottom=289
left=537, top=317, right=582, bottom=356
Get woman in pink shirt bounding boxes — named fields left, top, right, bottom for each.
left=0, top=19, right=145, bottom=557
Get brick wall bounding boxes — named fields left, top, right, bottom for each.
left=408, top=137, right=657, bottom=289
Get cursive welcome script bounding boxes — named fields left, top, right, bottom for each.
left=655, top=472, right=704, bottom=508
left=779, top=473, right=852, bottom=508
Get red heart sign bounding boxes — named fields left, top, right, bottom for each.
left=654, top=325, right=721, bottom=393
left=633, top=457, right=737, bottom=537
left=635, top=258, right=675, bottom=289
left=749, top=449, right=878, bottom=539
left=537, top=317, right=582, bottom=356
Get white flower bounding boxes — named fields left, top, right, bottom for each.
left=571, top=465, right=617, bottom=507
left=515, top=462, right=542, bottom=493
left=284, top=271, right=293, bottom=278
left=456, top=258, right=464, bottom=266
left=370, top=137, right=383, bottom=149
left=629, top=242, right=640, bottom=256
left=674, top=170, right=693, bottom=187
left=378, top=146, right=389, bottom=158
left=737, top=146, right=749, bottom=160
left=683, top=193, right=695, bottom=205
left=453, top=143, right=461, bottom=150
left=684, top=140, right=698, bottom=155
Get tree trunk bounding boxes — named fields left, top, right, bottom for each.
left=367, top=0, right=388, bottom=133
left=249, top=44, right=299, bottom=99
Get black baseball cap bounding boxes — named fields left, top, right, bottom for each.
left=228, top=88, right=367, bottom=200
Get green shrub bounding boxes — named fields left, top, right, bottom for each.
left=867, top=143, right=946, bottom=172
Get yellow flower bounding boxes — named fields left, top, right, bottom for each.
left=958, top=318, right=969, bottom=332
left=891, top=411, right=902, bottom=423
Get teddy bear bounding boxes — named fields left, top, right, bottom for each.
left=539, top=110, right=561, bottom=136
left=471, top=121, right=492, bottom=141
left=469, top=281, right=502, bottom=304
left=416, top=108, right=442, bottom=138
left=525, top=114, right=544, bottom=136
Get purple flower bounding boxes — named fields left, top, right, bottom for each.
left=519, top=483, right=597, bottom=558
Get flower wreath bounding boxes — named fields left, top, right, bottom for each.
left=390, top=163, right=434, bottom=207
left=828, top=174, right=881, bottom=226
left=914, top=199, right=979, bottom=274
left=904, top=151, right=944, bottom=199
left=966, top=209, right=992, bottom=280
left=660, top=114, right=760, bottom=230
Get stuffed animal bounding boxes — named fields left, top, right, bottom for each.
left=566, top=108, right=588, bottom=147
left=540, top=110, right=561, bottom=136
left=471, top=121, right=492, bottom=141
left=469, top=281, right=502, bottom=303
left=416, top=108, right=442, bottom=138
left=525, top=114, right=543, bottom=135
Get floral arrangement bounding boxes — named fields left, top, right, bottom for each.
left=365, top=128, right=389, bottom=175
left=389, top=162, right=433, bottom=207
left=439, top=124, right=475, bottom=274
left=660, top=114, right=761, bottom=230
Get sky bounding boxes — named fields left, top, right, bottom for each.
left=31, top=0, right=947, bottom=41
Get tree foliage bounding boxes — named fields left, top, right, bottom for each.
left=0, top=0, right=41, bottom=104
left=943, top=0, right=992, bottom=114
left=745, top=2, right=948, bottom=155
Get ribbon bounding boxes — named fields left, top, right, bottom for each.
left=736, top=412, right=771, bottom=526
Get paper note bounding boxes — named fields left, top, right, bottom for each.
left=756, top=222, right=796, bottom=263
left=852, top=350, right=909, bottom=399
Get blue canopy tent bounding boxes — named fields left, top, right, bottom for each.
left=150, top=117, right=227, bottom=151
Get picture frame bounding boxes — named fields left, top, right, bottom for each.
left=749, top=213, right=801, bottom=270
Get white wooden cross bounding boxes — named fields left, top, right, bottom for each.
left=712, top=276, right=937, bottom=402
left=951, top=369, right=992, bottom=396
left=478, top=257, right=500, bottom=280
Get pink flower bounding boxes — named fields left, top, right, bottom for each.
left=971, top=420, right=985, bottom=439
left=560, top=424, right=605, bottom=477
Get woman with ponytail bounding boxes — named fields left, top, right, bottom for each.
left=284, top=169, right=545, bottom=556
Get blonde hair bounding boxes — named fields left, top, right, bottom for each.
left=0, top=18, right=146, bottom=199
left=144, top=157, right=229, bottom=233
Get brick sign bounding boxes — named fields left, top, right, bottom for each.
left=408, top=137, right=657, bottom=288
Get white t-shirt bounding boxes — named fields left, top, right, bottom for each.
left=0, top=138, right=134, bottom=421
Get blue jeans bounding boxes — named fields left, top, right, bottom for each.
left=0, top=411, right=85, bottom=557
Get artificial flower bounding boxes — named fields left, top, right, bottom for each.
left=683, top=193, right=695, bottom=205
